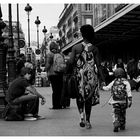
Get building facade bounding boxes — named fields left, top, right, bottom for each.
left=57, top=4, right=93, bottom=54
left=58, top=4, right=140, bottom=63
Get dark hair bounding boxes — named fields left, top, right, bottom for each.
left=80, top=24, right=95, bottom=44
left=20, top=67, right=31, bottom=77
left=114, top=68, right=125, bottom=78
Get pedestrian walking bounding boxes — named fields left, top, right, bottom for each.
left=3, top=67, right=46, bottom=121
left=69, top=24, right=105, bottom=129
left=45, top=41, right=65, bottom=109
left=102, top=68, right=132, bottom=132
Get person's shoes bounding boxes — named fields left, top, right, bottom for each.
left=85, top=121, right=92, bottom=129
left=79, top=118, right=85, bottom=127
left=24, top=117, right=37, bottom=121
left=113, top=121, right=119, bottom=132
left=113, top=127, right=119, bottom=132
left=34, top=115, right=46, bottom=120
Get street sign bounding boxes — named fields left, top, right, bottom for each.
left=19, top=39, right=25, bottom=48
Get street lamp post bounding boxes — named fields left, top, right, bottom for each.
left=24, top=3, right=32, bottom=48
left=16, top=3, right=20, bottom=56
left=0, top=4, right=7, bottom=114
left=7, top=4, right=16, bottom=84
left=42, top=26, right=47, bottom=58
left=35, top=16, right=41, bottom=49
left=25, top=4, right=32, bottom=61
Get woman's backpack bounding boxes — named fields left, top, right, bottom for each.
left=53, top=53, right=66, bottom=73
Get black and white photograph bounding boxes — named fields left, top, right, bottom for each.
left=0, top=0, right=140, bottom=137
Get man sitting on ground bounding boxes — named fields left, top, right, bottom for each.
left=3, top=67, right=46, bottom=121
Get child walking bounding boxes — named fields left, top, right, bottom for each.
left=102, top=68, right=132, bottom=132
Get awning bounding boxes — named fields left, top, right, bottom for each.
left=95, top=4, right=140, bottom=46
left=62, top=4, right=140, bottom=52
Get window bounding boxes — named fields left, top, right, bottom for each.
left=85, top=4, right=91, bottom=11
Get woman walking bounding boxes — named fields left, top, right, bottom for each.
left=69, top=24, right=105, bottom=129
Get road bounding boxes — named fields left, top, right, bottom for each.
left=0, top=87, right=140, bottom=136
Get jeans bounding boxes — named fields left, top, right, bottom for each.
left=12, top=93, right=39, bottom=116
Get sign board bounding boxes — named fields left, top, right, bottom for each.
left=35, top=49, right=41, bottom=55
left=19, top=39, right=25, bottom=48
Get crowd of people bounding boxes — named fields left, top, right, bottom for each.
left=101, top=57, right=140, bottom=91
left=3, top=24, right=140, bottom=133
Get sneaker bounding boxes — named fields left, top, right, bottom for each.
left=85, top=122, right=92, bottom=129
left=79, top=118, right=85, bottom=127
left=24, top=117, right=37, bottom=121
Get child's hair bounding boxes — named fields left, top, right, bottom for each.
left=114, top=68, right=125, bottom=78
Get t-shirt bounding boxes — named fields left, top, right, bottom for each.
left=6, top=77, right=30, bottom=103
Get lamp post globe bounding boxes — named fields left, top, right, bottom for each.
left=24, top=3, right=32, bottom=13
left=42, top=26, right=47, bottom=34
left=50, top=32, right=53, bottom=40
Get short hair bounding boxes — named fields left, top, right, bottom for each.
left=114, top=68, right=125, bottom=78
left=80, top=24, right=95, bottom=43
left=20, top=67, right=31, bottom=77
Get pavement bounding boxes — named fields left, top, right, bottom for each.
left=0, top=87, right=140, bottom=136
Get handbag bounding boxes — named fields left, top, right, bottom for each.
left=67, top=74, right=79, bottom=99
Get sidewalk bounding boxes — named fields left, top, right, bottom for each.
left=0, top=87, right=79, bottom=136
left=0, top=87, right=140, bottom=136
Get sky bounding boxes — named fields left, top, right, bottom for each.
left=1, top=2, right=64, bottom=46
